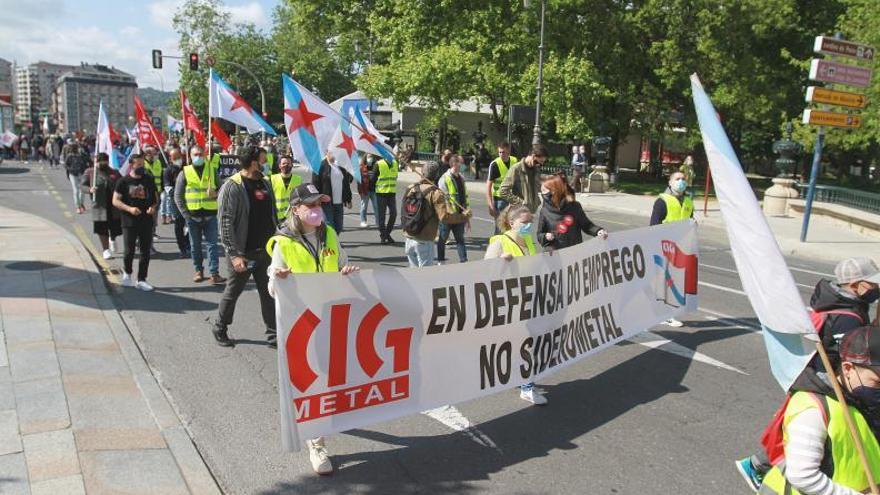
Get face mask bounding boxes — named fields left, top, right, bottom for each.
left=98, top=162, right=109, bottom=169
left=192, top=156, right=205, bottom=166
left=280, top=166, right=292, bottom=175
left=671, top=179, right=687, bottom=194
left=516, top=222, right=533, bottom=235
left=301, top=206, right=324, bottom=226
left=860, top=287, right=880, bottom=304
left=852, top=385, right=880, bottom=407
left=173, top=159, right=183, bottom=166
left=132, top=167, right=145, bottom=178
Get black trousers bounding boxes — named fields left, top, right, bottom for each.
left=173, top=214, right=189, bottom=254
left=217, top=249, right=276, bottom=336
left=376, top=193, right=397, bottom=238
left=122, top=220, right=153, bottom=281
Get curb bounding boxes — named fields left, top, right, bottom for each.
left=50, top=213, right=223, bottom=495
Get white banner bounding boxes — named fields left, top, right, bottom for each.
left=275, top=221, right=699, bottom=450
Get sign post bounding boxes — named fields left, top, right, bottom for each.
left=800, top=34, right=873, bottom=242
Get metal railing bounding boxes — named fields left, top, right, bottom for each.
left=413, top=151, right=439, bottom=162
left=798, top=183, right=880, bottom=214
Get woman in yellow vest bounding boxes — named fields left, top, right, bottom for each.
left=759, top=326, right=880, bottom=495
left=266, top=183, right=359, bottom=475
left=484, top=205, right=547, bottom=406
left=650, top=170, right=693, bottom=328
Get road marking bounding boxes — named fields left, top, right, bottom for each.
left=630, top=331, right=748, bottom=375
left=698, top=280, right=746, bottom=296
left=421, top=405, right=501, bottom=452
left=698, top=307, right=760, bottom=331
left=700, top=263, right=813, bottom=289
left=787, top=265, right=834, bottom=278
left=62, top=211, right=73, bottom=218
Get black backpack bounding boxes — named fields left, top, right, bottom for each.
left=400, top=183, right=436, bottom=236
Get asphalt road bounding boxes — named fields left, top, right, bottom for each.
left=0, top=160, right=840, bottom=495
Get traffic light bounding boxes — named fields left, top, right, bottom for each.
left=189, top=53, right=199, bottom=71
left=151, top=49, right=162, bottom=69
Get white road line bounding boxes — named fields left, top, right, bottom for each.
left=630, top=331, right=748, bottom=375
left=697, top=307, right=760, bottom=331
left=421, top=405, right=501, bottom=452
left=787, top=265, right=834, bottom=278
left=698, top=280, right=746, bottom=296
left=700, top=263, right=813, bottom=289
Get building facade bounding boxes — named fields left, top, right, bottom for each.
left=14, top=61, right=75, bottom=126
left=52, top=64, right=137, bottom=134
left=0, top=58, right=12, bottom=105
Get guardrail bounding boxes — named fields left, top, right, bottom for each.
left=413, top=151, right=439, bottom=162
left=798, top=183, right=880, bottom=214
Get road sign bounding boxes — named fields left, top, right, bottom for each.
left=814, top=36, right=875, bottom=61
left=802, top=109, right=861, bottom=128
left=809, top=59, right=873, bottom=87
left=805, top=86, right=868, bottom=109
left=205, top=55, right=216, bottom=67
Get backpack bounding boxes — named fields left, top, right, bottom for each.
left=761, top=392, right=830, bottom=467
left=808, top=308, right=864, bottom=343
left=400, top=183, right=436, bottom=236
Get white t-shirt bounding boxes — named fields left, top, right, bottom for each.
left=330, top=164, right=343, bottom=205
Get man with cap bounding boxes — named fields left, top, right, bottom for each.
left=213, top=145, right=278, bottom=347
left=736, top=257, right=880, bottom=490
left=757, top=326, right=880, bottom=495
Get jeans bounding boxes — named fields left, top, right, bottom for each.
left=122, top=220, right=153, bottom=281
left=186, top=216, right=220, bottom=275
left=405, top=238, right=435, bottom=267
left=437, top=222, right=467, bottom=262
left=376, top=193, right=397, bottom=238
left=217, top=249, right=275, bottom=336
left=69, top=173, right=83, bottom=209
left=322, top=203, right=345, bottom=234
left=493, top=198, right=508, bottom=234
left=159, top=190, right=172, bottom=217
left=359, top=192, right=377, bottom=225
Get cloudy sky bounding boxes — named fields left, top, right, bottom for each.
left=0, top=0, right=276, bottom=91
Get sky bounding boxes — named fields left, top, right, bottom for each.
left=0, top=0, right=277, bottom=92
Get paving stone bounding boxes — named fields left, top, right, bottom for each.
left=6, top=341, right=59, bottom=384
left=0, top=410, right=22, bottom=456
left=22, top=429, right=80, bottom=482
left=0, top=273, right=43, bottom=297
left=0, top=330, right=7, bottom=367
left=0, top=452, right=30, bottom=495
left=1, top=317, right=52, bottom=345
left=80, top=449, right=189, bottom=495
left=13, top=377, right=70, bottom=435
left=56, top=348, right=129, bottom=377
left=163, top=426, right=222, bottom=495
left=0, top=298, right=48, bottom=319
left=52, top=321, right=117, bottom=352
left=30, top=474, right=85, bottom=495
left=0, top=367, right=14, bottom=410
left=46, top=297, right=104, bottom=322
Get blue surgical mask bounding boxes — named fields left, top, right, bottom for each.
left=192, top=156, right=205, bottom=166
left=516, top=223, right=533, bottom=235
left=852, top=385, right=880, bottom=407
left=672, top=179, right=687, bottom=194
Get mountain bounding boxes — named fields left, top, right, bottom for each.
left=137, top=87, right=175, bottom=111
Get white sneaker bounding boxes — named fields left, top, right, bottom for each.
left=135, top=280, right=154, bottom=292
left=121, top=273, right=134, bottom=287
left=520, top=387, right=548, bottom=406
left=664, top=318, right=684, bottom=328
left=109, top=239, right=116, bottom=252
left=102, top=249, right=112, bottom=260
left=306, top=438, right=333, bottom=475
left=359, top=221, right=368, bottom=228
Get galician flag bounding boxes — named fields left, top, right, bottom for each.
left=282, top=73, right=341, bottom=173
left=167, top=114, right=184, bottom=133
left=95, top=99, right=120, bottom=170
left=328, top=108, right=360, bottom=181
left=209, top=69, right=275, bottom=136
left=690, top=74, right=817, bottom=391
left=350, top=106, right=395, bottom=162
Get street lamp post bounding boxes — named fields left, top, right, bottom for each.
left=526, top=0, right=547, bottom=146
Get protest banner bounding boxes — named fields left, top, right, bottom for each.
left=273, top=220, right=699, bottom=450
left=217, top=154, right=240, bottom=186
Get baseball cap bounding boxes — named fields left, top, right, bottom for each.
left=834, top=258, right=880, bottom=285
left=288, top=183, right=329, bottom=206
left=840, top=326, right=880, bottom=374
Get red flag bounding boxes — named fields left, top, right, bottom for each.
left=108, top=123, right=121, bottom=143
left=180, top=90, right=206, bottom=148
left=211, top=120, right=232, bottom=152
left=134, top=95, right=165, bottom=147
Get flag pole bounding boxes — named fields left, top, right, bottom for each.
left=207, top=70, right=213, bottom=162
left=814, top=340, right=879, bottom=494
left=180, top=91, right=189, bottom=166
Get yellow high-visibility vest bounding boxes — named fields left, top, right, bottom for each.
left=491, top=156, right=518, bottom=198
left=271, top=174, right=302, bottom=221
left=183, top=164, right=218, bottom=211
left=489, top=231, right=536, bottom=257
left=376, top=159, right=398, bottom=194
left=266, top=227, right=340, bottom=273
left=659, top=193, right=693, bottom=223
left=144, top=158, right=163, bottom=190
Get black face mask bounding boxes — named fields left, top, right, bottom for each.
left=859, top=287, right=880, bottom=304
left=132, top=167, right=145, bottom=178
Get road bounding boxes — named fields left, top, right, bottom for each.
left=0, top=160, right=838, bottom=494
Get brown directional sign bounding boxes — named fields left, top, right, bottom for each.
left=806, top=86, right=868, bottom=109
left=814, top=36, right=875, bottom=61
left=802, top=109, right=861, bottom=128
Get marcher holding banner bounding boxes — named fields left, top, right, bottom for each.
left=650, top=170, right=693, bottom=328
left=485, top=205, right=548, bottom=405
left=537, top=174, right=608, bottom=251
left=267, top=182, right=360, bottom=475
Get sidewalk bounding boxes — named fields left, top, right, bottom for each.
left=397, top=169, right=880, bottom=264
left=0, top=206, right=220, bottom=495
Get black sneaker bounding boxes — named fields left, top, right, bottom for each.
left=266, top=329, right=277, bottom=349
left=211, top=321, right=234, bottom=347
